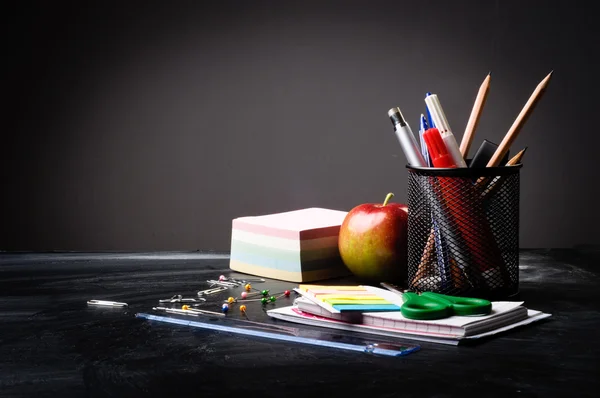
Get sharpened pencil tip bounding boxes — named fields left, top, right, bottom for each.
left=488, top=71, right=492, bottom=76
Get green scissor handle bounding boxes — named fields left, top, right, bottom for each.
left=401, top=292, right=453, bottom=320
left=401, top=292, right=492, bottom=320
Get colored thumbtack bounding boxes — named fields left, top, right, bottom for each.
left=181, top=305, right=224, bottom=317
left=242, top=290, right=263, bottom=299
left=239, top=304, right=252, bottom=321
left=272, top=290, right=292, bottom=300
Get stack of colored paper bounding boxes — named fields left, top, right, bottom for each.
left=229, top=208, right=351, bottom=282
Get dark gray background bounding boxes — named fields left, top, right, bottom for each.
left=2, top=0, right=598, bottom=251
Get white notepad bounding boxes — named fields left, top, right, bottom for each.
left=267, top=299, right=551, bottom=345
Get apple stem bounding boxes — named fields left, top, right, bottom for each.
left=383, top=192, right=394, bottom=206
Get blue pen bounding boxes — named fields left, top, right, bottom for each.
left=419, top=114, right=431, bottom=167
left=425, top=92, right=435, bottom=129
left=419, top=114, right=450, bottom=288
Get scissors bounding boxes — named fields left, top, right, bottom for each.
left=400, top=291, right=492, bottom=320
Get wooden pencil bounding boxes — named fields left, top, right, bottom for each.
left=460, top=72, right=491, bottom=157
left=506, top=147, right=527, bottom=166
left=481, top=147, right=528, bottom=198
left=486, top=71, right=553, bottom=167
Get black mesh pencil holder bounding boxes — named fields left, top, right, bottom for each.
left=406, top=164, right=522, bottom=300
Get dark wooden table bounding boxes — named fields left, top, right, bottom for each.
left=1, top=248, right=599, bottom=397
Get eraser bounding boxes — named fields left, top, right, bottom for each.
left=470, top=140, right=509, bottom=168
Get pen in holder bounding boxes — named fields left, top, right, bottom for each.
left=406, top=163, right=521, bottom=300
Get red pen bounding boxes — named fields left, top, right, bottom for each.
left=423, top=128, right=457, bottom=168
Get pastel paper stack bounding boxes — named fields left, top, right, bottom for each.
left=229, top=208, right=351, bottom=282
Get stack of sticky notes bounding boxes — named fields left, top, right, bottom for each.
left=296, top=285, right=402, bottom=313
left=229, top=207, right=350, bottom=282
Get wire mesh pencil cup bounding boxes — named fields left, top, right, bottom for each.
left=406, top=164, right=521, bottom=300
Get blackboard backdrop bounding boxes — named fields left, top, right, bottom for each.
left=2, top=0, right=598, bottom=251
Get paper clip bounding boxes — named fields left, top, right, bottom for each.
left=159, top=295, right=206, bottom=303
left=207, top=280, right=239, bottom=288
left=197, top=286, right=228, bottom=296
left=153, top=306, right=225, bottom=317
left=87, top=300, right=128, bottom=307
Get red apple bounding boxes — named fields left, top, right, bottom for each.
left=338, top=193, right=408, bottom=283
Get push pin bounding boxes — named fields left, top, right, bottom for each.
left=259, top=296, right=276, bottom=304
left=241, top=286, right=265, bottom=296
left=238, top=290, right=289, bottom=303
left=222, top=303, right=229, bottom=313
left=228, top=291, right=259, bottom=304
left=183, top=305, right=225, bottom=317
left=273, top=290, right=292, bottom=300
left=222, top=296, right=238, bottom=306
left=239, top=304, right=250, bottom=320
